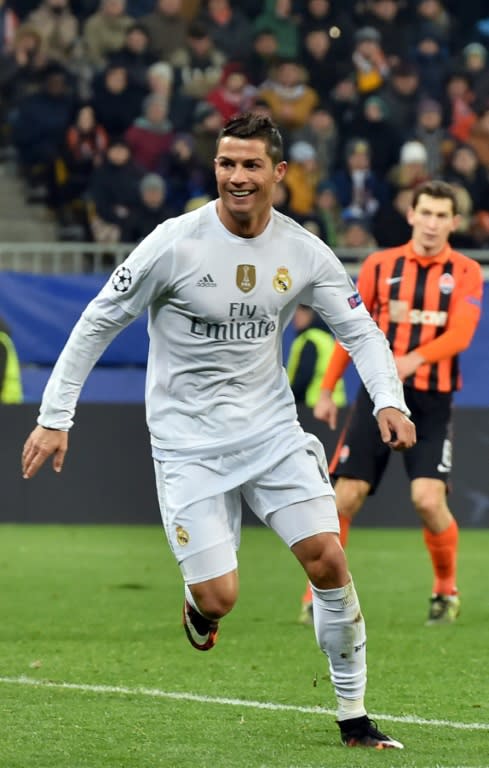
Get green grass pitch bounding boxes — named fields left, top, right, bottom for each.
left=1, top=524, right=488, bottom=768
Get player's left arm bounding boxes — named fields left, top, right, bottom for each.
left=395, top=261, right=483, bottom=381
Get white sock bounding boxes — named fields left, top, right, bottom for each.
left=184, top=584, right=200, bottom=613
left=311, top=578, right=367, bottom=721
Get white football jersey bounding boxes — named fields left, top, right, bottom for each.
left=39, top=201, right=407, bottom=455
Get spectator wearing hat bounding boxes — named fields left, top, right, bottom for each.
left=257, top=58, right=319, bottom=132
left=126, top=172, right=178, bottom=242
left=351, top=26, right=390, bottom=95
left=407, top=0, right=454, bottom=51
left=356, top=0, right=409, bottom=66
left=284, top=140, right=321, bottom=216
left=191, top=99, right=223, bottom=171
left=460, top=42, right=489, bottom=107
left=124, top=93, right=175, bottom=172
left=139, top=0, right=188, bottom=61
left=330, top=138, right=388, bottom=222
left=409, top=22, right=451, bottom=100
left=412, top=97, right=454, bottom=176
left=342, top=94, right=401, bottom=176
left=386, top=139, right=431, bottom=195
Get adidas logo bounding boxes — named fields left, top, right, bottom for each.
left=196, top=273, right=217, bottom=287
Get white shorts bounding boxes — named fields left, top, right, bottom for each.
left=153, top=426, right=338, bottom=584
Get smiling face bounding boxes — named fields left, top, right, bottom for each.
left=214, top=136, right=287, bottom=237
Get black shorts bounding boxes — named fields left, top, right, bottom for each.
left=332, top=385, right=453, bottom=494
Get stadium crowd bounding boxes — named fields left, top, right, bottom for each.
left=1, top=0, right=489, bottom=248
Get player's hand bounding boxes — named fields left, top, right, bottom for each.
left=313, top=389, right=338, bottom=429
left=22, top=425, right=68, bottom=479
left=377, top=407, right=416, bottom=451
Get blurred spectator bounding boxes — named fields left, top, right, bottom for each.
left=242, top=28, right=280, bottom=87
left=0, top=315, right=23, bottom=404
left=0, top=24, right=49, bottom=109
left=412, top=97, right=455, bottom=176
left=53, top=101, right=108, bottom=228
left=286, top=304, right=346, bottom=409
left=170, top=20, right=226, bottom=127
left=82, top=0, right=133, bottom=71
left=126, top=173, right=178, bottom=242
left=206, top=64, right=256, bottom=122
left=460, top=41, right=488, bottom=102
left=407, top=0, right=454, bottom=51
left=314, top=179, right=342, bottom=246
left=298, top=0, right=354, bottom=61
left=381, top=60, right=421, bottom=139
left=271, top=178, right=295, bottom=216
left=351, top=26, right=390, bottom=95
left=371, top=185, right=412, bottom=246
left=258, top=58, right=319, bottom=132
left=386, top=139, right=431, bottom=194
left=253, top=0, right=299, bottom=59
left=11, top=63, right=75, bottom=196
left=409, top=23, right=450, bottom=100
left=191, top=99, right=223, bottom=171
left=444, top=71, right=477, bottom=143
left=197, top=0, right=254, bottom=61
left=91, top=63, right=144, bottom=137
left=290, top=103, right=338, bottom=180
left=337, top=216, right=378, bottom=248
left=86, top=137, right=143, bottom=242
left=343, top=93, right=401, bottom=175
left=158, top=131, right=215, bottom=212
left=328, top=74, right=360, bottom=134
left=330, top=137, right=387, bottom=221
left=465, top=102, right=489, bottom=171
left=106, top=23, right=157, bottom=90
left=443, top=142, right=489, bottom=212
left=299, top=25, right=350, bottom=102
left=26, top=0, right=78, bottom=65
left=0, top=0, right=19, bottom=55
left=125, top=94, right=174, bottom=172
left=284, top=139, right=320, bottom=215
left=357, top=0, right=409, bottom=66
left=139, top=0, right=188, bottom=61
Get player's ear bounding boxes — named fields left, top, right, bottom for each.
left=274, top=161, right=287, bottom=183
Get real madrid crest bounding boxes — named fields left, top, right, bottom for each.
left=236, top=264, right=256, bottom=293
left=176, top=526, right=190, bottom=546
left=273, top=266, right=292, bottom=293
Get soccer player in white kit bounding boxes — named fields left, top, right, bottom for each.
left=22, top=113, right=415, bottom=749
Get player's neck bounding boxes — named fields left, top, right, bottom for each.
left=216, top=200, right=270, bottom=239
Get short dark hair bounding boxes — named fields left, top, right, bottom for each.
left=411, top=180, right=459, bottom=215
left=217, top=112, right=283, bottom=165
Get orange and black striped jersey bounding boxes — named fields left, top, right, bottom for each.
left=322, top=240, right=483, bottom=393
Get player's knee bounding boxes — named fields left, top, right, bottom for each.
left=411, top=479, right=447, bottom=521
left=335, top=477, right=369, bottom=517
left=295, top=533, right=348, bottom=589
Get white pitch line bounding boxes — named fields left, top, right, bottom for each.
left=0, top=676, right=488, bottom=732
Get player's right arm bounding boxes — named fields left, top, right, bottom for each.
left=313, top=253, right=379, bottom=428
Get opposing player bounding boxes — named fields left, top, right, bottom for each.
left=22, top=113, right=415, bottom=749
left=310, top=180, right=483, bottom=626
